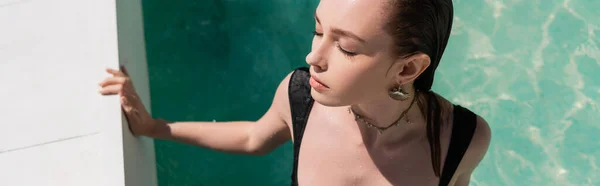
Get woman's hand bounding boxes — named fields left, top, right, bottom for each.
left=98, top=66, right=155, bottom=136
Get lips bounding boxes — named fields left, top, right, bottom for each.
left=309, top=76, right=329, bottom=90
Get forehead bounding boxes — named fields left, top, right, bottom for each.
left=315, top=0, right=391, bottom=38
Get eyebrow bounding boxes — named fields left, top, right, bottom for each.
left=314, top=12, right=367, bottom=43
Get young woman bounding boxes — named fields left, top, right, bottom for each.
left=99, top=0, right=491, bottom=185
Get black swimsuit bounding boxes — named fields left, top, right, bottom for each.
left=288, top=67, right=477, bottom=186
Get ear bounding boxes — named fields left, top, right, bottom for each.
left=395, top=53, right=431, bottom=85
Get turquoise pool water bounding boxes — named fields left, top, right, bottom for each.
left=443, top=0, right=600, bottom=185
left=143, top=0, right=600, bottom=185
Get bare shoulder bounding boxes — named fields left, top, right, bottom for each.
left=433, top=94, right=491, bottom=186
left=466, top=114, right=491, bottom=166
left=246, top=70, right=296, bottom=154
left=455, top=109, right=492, bottom=176
left=433, top=93, right=491, bottom=172
left=269, top=70, right=295, bottom=128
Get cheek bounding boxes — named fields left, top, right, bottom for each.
left=334, top=69, right=385, bottom=97
left=336, top=62, right=390, bottom=96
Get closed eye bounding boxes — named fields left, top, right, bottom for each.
left=312, top=31, right=323, bottom=37
left=313, top=30, right=358, bottom=57
left=337, top=44, right=357, bottom=56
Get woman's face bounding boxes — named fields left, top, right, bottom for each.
left=306, top=0, right=429, bottom=107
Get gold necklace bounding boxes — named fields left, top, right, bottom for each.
left=347, top=97, right=417, bottom=134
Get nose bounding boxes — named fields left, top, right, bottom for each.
left=305, top=44, right=328, bottom=72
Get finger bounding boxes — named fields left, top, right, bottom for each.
left=98, top=84, right=123, bottom=95
left=121, top=96, right=134, bottom=111
left=106, top=67, right=126, bottom=77
left=98, top=77, right=128, bottom=87
left=120, top=65, right=130, bottom=76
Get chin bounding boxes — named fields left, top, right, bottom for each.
left=310, top=89, right=349, bottom=107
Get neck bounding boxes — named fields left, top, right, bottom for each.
left=349, top=93, right=425, bottom=147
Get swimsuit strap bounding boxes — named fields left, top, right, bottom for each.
left=288, top=67, right=314, bottom=186
left=438, top=105, right=478, bottom=186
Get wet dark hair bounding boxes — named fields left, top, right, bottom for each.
left=384, top=0, right=454, bottom=177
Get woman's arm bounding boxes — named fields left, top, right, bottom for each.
left=99, top=67, right=294, bottom=155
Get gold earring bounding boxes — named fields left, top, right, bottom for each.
left=389, top=85, right=409, bottom=101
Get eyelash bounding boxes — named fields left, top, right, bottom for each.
left=312, top=31, right=358, bottom=57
